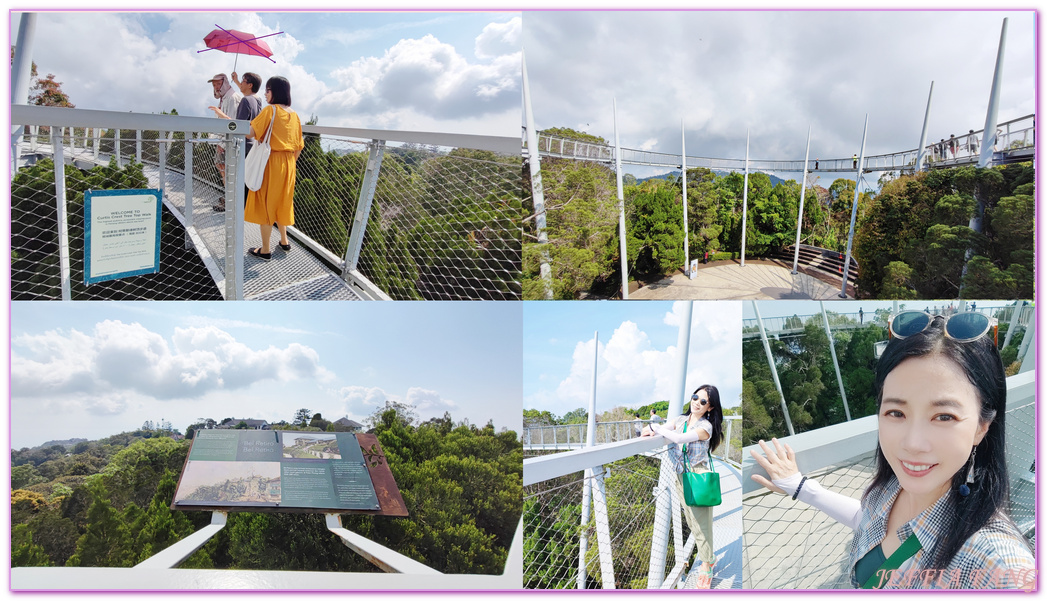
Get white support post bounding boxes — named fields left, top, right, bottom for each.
left=325, top=514, right=441, bottom=574
left=92, top=127, right=100, bottom=160
left=613, top=98, right=628, bottom=299
left=792, top=126, right=812, bottom=273
left=11, top=13, right=36, bottom=177
left=1015, top=311, right=1033, bottom=372
left=184, top=132, right=194, bottom=243
left=916, top=82, right=934, bottom=171
left=224, top=134, right=245, bottom=300
left=840, top=114, right=868, bottom=299
left=134, top=512, right=227, bottom=569
left=343, top=140, right=386, bottom=275
left=136, top=130, right=142, bottom=163
left=522, top=52, right=554, bottom=299
left=820, top=301, right=852, bottom=421
left=681, top=120, right=689, bottom=275
left=755, top=301, right=794, bottom=435
left=51, top=129, right=72, bottom=301
left=578, top=330, right=599, bottom=588
left=115, top=128, right=121, bottom=167
left=591, top=466, right=616, bottom=589
left=979, top=19, right=1008, bottom=169
left=1002, top=300, right=1022, bottom=350
left=648, top=302, right=693, bottom=588
left=157, top=132, right=167, bottom=201
left=740, top=130, right=750, bottom=267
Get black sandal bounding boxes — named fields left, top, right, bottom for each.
left=278, top=241, right=291, bottom=251
left=248, top=247, right=271, bottom=261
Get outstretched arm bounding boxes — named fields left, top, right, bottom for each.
left=650, top=422, right=706, bottom=445
left=750, top=438, right=861, bottom=529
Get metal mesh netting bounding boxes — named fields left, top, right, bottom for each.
left=743, top=453, right=874, bottom=589
left=12, top=128, right=223, bottom=300
left=295, top=135, right=523, bottom=300
left=524, top=452, right=683, bottom=590
left=743, top=397, right=1036, bottom=590
left=14, top=125, right=523, bottom=301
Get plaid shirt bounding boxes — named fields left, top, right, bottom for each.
left=664, top=416, right=712, bottom=474
left=848, top=475, right=1035, bottom=589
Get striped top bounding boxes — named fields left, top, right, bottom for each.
left=665, top=415, right=712, bottom=474
left=848, top=475, right=1035, bottom=589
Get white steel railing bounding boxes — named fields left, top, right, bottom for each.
left=12, top=513, right=523, bottom=590
left=12, top=104, right=522, bottom=301
left=524, top=423, right=743, bottom=590
left=523, top=416, right=741, bottom=462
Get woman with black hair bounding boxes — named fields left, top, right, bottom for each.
left=245, top=76, right=303, bottom=261
left=751, top=312, right=1034, bottom=589
left=642, top=384, right=725, bottom=588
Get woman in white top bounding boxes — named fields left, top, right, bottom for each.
left=642, top=384, right=725, bottom=588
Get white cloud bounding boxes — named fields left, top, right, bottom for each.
left=475, top=16, right=521, bottom=60
left=11, top=321, right=332, bottom=407
left=405, top=387, right=457, bottom=413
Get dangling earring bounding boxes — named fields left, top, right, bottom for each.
left=958, top=447, right=977, bottom=497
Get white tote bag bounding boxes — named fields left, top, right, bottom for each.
left=244, top=108, right=275, bottom=191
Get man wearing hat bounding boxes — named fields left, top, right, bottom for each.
left=207, top=74, right=243, bottom=211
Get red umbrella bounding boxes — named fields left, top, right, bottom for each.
left=199, top=25, right=282, bottom=72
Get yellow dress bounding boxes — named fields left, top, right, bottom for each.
left=245, top=104, right=304, bottom=227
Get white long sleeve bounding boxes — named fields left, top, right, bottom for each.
left=772, top=472, right=861, bottom=530
left=652, top=422, right=705, bottom=445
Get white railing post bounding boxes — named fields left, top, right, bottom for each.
left=740, top=129, right=750, bottom=267
left=343, top=139, right=386, bottom=275
left=184, top=132, right=194, bottom=243
left=92, top=127, right=100, bottom=160
left=136, top=129, right=142, bottom=163
left=792, top=127, right=811, bottom=273
left=522, top=52, right=554, bottom=299
left=591, top=466, right=616, bottom=589
left=840, top=115, right=868, bottom=299
left=158, top=132, right=167, bottom=200
left=115, top=128, right=121, bottom=167
left=681, top=120, right=689, bottom=275
left=612, top=98, right=628, bottom=299
left=579, top=331, right=599, bottom=587
left=820, top=301, right=852, bottom=421
left=51, top=128, right=72, bottom=301
left=224, top=134, right=245, bottom=300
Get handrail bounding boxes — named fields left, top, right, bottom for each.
left=11, top=105, right=520, bottom=155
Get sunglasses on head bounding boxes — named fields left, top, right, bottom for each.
left=690, top=394, right=708, bottom=406
left=888, top=310, right=997, bottom=345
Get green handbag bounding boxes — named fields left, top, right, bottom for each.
left=681, top=421, right=722, bottom=507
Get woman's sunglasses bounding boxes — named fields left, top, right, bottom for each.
left=888, top=310, right=997, bottom=345
left=690, top=394, right=708, bottom=406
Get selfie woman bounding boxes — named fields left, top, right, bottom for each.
left=642, top=384, right=725, bottom=589
left=751, top=311, right=1034, bottom=589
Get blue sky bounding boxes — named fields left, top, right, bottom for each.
left=10, top=11, right=520, bottom=135
left=10, top=301, right=522, bottom=449
left=524, top=301, right=742, bottom=416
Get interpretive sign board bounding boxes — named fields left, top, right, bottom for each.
left=172, top=430, right=408, bottom=516
left=83, top=188, right=162, bottom=284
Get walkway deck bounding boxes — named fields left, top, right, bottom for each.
left=24, top=143, right=360, bottom=300
left=631, top=262, right=849, bottom=300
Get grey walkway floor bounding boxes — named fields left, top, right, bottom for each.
left=682, top=461, right=744, bottom=590
left=631, top=263, right=848, bottom=300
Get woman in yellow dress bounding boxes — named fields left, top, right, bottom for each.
left=246, top=76, right=303, bottom=261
